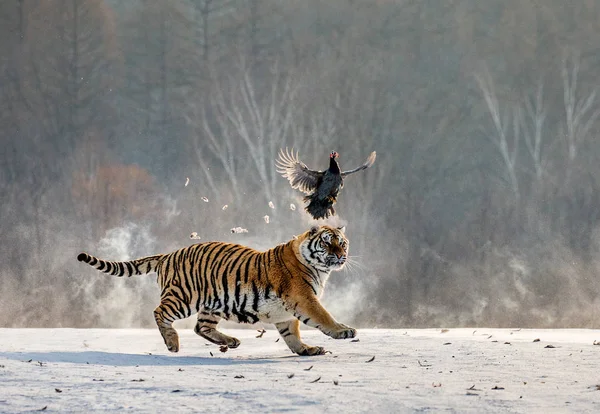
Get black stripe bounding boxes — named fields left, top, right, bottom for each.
left=188, top=245, right=202, bottom=304
left=166, top=285, right=185, bottom=304
left=206, top=246, right=224, bottom=309
left=208, top=253, right=228, bottom=308
left=197, top=317, right=216, bottom=324
left=276, top=246, right=299, bottom=283
left=213, top=245, right=238, bottom=272
left=132, top=260, right=140, bottom=275
left=163, top=307, right=179, bottom=321
left=237, top=293, right=258, bottom=324
left=193, top=245, right=210, bottom=310
left=301, top=263, right=320, bottom=286
left=297, top=259, right=318, bottom=281
left=200, top=243, right=223, bottom=306
left=240, top=254, right=254, bottom=297
left=236, top=292, right=249, bottom=323
left=117, top=262, right=125, bottom=276
left=230, top=302, right=238, bottom=320
left=220, top=259, right=232, bottom=318
left=167, top=295, right=189, bottom=319
left=208, top=243, right=230, bottom=269
left=161, top=301, right=179, bottom=320
left=233, top=255, right=246, bottom=305
left=262, top=250, right=269, bottom=282
left=179, top=249, right=194, bottom=303
left=301, top=277, right=318, bottom=295
left=224, top=249, right=253, bottom=318
left=167, top=263, right=191, bottom=316
left=125, top=262, right=133, bottom=276
left=242, top=253, right=253, bottom=284
left=251, top=281, right=260, bottom=313
left=97, top=260, right=106, bottom=271
left=201, top=243, right=225, bottom=273
left=164, top=252, right=174, bottom=280
left=255, top=253, right=263, bottom=281
left=180, top=290, right=192, bottom=318
left=210, top=245, right=240, bottom=310
left=232, top=306, right=247, bottom=323
left=221, top=249, right=247, bottom=315
left=248, top=254, right=259, bottom=284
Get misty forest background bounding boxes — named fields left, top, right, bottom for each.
left=2, top=0, right=600, bottom=329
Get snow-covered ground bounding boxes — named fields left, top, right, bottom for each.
left=1, top=327, right=599, bottom=413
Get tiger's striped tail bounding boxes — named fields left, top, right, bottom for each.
left=77, top=252, right=163, bottom=277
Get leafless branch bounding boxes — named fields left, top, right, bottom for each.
left=475, top=68, right=520, bottom=201
left=562, top=54, right=600, bottom=165
left=522, top=79, right=546, bottom=180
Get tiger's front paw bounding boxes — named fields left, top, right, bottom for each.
left=165, top=335, right=180, bottom=352
left=297, top=345, right=326, bottom=356
left=327, top=323, right=357, bottom=339
left=227, top=337, right=241, bottom=349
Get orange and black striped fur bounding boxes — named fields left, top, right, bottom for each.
left=77, top=225, right=356, bottom=356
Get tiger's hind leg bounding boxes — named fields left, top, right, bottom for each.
left=275, top=319, right=326, bottom=356
left=193, top=311, right=240, bottom=349
left=154, top=297, right=191, bottom=353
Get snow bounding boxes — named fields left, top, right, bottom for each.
left=1, top=328, right=599, bottom=413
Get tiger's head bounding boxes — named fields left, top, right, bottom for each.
left=296, top=225, right=349, bottom=272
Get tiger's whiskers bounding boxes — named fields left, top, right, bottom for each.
left=344, top=256, right=365, bottom=276
left=346, top=256, right=366, bottom=269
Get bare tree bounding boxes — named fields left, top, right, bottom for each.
left=117, top=0, right=199, bottom=176
left=190, top=0, right=236, bottom=65
left=475, top=67, right=521, bottom=202
left=522, top=79, right=547, bottom=181
left=18, top=0, right=120, bottom=158
left=182, top=95, right=240, bottom=201
left=287, top=66, right=338, bottom=163
left=4, top=0, right=121, bottom=255
left=202, top=58, right=299, bottom=203
left=561, top=54, right=600, bottom=175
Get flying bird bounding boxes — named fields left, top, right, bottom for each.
left=276, top=149, right=377, bottom=220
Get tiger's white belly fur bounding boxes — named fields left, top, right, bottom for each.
left=217, top=296, right=293, bottom=324
left=255, top=297, right=295, bottom=323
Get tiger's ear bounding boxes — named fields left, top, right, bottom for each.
left=309, top=225, right=320, bottom=236
left=337, top=226, right=346, bottom=233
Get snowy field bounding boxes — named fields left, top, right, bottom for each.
left=1, top=328, right=599, bottom=413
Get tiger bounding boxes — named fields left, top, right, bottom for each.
left=77, top=225, right=356, bottom=356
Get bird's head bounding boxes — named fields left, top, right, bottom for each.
left=330, top=151, right=339, bottom=159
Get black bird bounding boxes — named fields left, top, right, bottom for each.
left=276, top=149, right=377, bottom=220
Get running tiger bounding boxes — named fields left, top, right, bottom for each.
left=77, top=225, right=356, bottom=356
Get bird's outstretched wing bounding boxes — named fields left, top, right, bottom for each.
left=341, top=151, right=377, bottom=177
left=276, top=148, right=323, bottom=195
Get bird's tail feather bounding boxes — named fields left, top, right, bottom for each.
left=304, top=194, right=335, bottom=220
